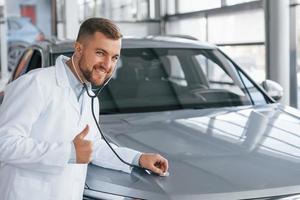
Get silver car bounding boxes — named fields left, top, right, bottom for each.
left=1, top=36, right=299, bottom=200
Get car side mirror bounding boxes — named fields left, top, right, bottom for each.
left=261, top=79, right=283, bottom=101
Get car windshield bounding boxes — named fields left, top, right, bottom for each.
left=96, top=48, right=267, bottom=114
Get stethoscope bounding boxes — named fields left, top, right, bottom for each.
left=71, top=55, right=135, bottom=168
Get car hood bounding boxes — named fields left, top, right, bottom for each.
left=85, top=103, right=300, bottom=200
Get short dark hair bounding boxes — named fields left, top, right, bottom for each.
left=76, top=18, right=122, bottom=41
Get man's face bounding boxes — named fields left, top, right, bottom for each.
left=76, top=32, right=121, bottom=86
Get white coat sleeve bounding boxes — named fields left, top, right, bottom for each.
left=0, top=74, right=71, bottom=174
left=90, top=99, right=141, bottom=174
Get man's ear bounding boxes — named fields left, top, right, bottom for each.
left=74, top=42, right=82, bottom=57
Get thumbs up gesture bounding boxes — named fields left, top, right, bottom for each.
left=73, top=125, right=93, bottom=164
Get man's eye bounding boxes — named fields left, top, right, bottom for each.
left=113, top=57, right=119, bottom=61
left=96, top=51, right=104, bottom=56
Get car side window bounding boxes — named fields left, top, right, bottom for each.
left=12, top=49, right=34, bottom=80
left=8, top=20, right=21, bottom=31
left=237, top=71, right=268, bottom=105
left=12, top=49, right=42, bottom=81
left=26, top=50, right=42, bottom=73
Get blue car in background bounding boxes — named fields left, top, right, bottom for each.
left=7, top=17, right=45, bottom=71
left=7, top=17, right=45, bottom=44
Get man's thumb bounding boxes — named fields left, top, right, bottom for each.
left=77, top=125, right=89, bottom=139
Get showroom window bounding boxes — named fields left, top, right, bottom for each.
left=166, top=17, right=207, bottom=41
left=177, top=0, right=221, bottom=13
left=78, top=0, right=159, bottom=21
left=219, top=45, right=265, bottom=83
left=166, top=3, right=266, bottom=84
left=226, top=0, right=259, bottom=6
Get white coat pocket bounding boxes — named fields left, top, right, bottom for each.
left=8, top=175, right=50, bottom=200
left=70, top=164, right=87, bottom=200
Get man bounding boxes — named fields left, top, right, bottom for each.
left=0, top=18, right=168, bottom=200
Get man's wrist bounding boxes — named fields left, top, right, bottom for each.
left=132, top=152, right=143, bottom=167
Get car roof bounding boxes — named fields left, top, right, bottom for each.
left=34, top=35, right=217, bottom=55
left=122, top=36, right=217, bottom=49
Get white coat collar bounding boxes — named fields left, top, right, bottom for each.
left=54, top=55, right=95, bottom=116
left=55, top=55, right=72, bottom=88
left=55, top=55, right=82, bottom=115
left=55, top=55, right=94, bottom=94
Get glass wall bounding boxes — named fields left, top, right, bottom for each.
left=226, top=0, right=258, bottom=6
left=166, top=0, right=176, bottom=15
left=207, top=10, right=264, bottom=44
left=207, top=9, right=265, bottom=83
left=77, top=0, right=157, bottom=22
left=296, top=5, right=300, bottom=107
left=166, top=17, right=207, bottom=41
left=165, top=1, right=265, bottom=83
left=177, top=0, right=221, bottom=13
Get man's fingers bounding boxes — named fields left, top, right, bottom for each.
left=161, top=158, right=169, bottom=172
left=154, top=155, right=169, bottom=172
left=151, top=163, right=164, bottom=174
left=81, top=140, right=93, bottom=150
left=77, top=125, right=89, bottom=139
left=73, top=125, right=93, bottom=164
left=139, top=153, right=169, bottom=176
left=154, top=159, right=168, bottom=174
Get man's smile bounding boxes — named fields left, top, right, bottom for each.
left=94, top=66, right=107, bottom=75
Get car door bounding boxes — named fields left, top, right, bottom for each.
left=0, top=47, right=43, bottom=104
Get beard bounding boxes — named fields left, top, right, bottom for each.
left=78, top=59, right=111, bottom=86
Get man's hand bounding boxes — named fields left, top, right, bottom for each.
left=73, top=125, right=93, bottom=164
left=139, top=153, right=169, bottom=176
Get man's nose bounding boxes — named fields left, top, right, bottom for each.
left=101, top=57, right=112, bottom=71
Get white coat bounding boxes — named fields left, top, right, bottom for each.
left=0, top=55, right=140, bottom=200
